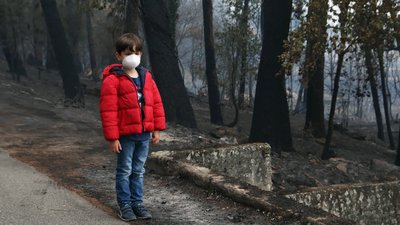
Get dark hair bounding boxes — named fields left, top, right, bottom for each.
left=115, top=33, right=143, bottom=53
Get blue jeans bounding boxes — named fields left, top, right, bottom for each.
left=116, top=135, right=149, bottom=207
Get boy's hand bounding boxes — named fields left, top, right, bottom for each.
left=109, top=140, right=122, bottom=153
left=152, top=131, right=160, bottom=144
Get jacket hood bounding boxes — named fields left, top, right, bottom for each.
left=102, top=64, right=147, bottom=80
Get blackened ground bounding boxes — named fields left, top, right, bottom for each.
left=0, top=64, right=299, bottom=224
left=1, top=61, right=399, bottom=224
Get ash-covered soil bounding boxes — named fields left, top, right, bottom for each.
left=0, top=62, right=399, bottom=224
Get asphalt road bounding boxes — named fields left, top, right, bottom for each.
left=0, top=148, right=126, bottom=225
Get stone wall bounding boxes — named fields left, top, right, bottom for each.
left=148, top=144, right=356, bottom=224
left=185, top=143, right=272, bottom=191
left=286, top=181, right=400, bottom=225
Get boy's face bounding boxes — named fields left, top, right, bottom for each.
left=115, top=48, right=142, bottom=62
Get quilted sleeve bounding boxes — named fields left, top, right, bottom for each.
left=100, top=76, right=120, bottom=140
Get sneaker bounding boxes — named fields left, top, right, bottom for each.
left=119, top=204, right=136, bottom=221
left=131, top=203, right=152, bottom=219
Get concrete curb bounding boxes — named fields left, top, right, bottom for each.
left=147, top=146, right=356, bottom=225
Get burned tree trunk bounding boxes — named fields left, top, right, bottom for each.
left=124, top=0, right=140, bottom=34
left=141, top=0, right=196, bottom=128
left=0, top=4, right=27, bottom=81
left=249, top=0, right=293, bottom=152
left=202, top=0, right=224, bottom=125
left=322, top=52, right=345, bottom=160
left=396, top=125, right=400, bottom=166
left=364, top=47, right=385, bottom=141
left=303, top=0, right=328, bottom=138
left=377, top=47, right=395, bottom=149
left=40, top=0, right=84, bottom=106
left=238, top=0, right=250, bottom=109
left=86, top=10, right=98, bottom=81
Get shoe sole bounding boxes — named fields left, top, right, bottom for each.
left=137, top=216, right=152, bottom=220
left=119, top=214, right=136, bottom=222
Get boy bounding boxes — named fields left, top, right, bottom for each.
left=99, top=33, right=166, bottom=221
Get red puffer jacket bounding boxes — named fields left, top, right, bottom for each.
left=100, top=64, right=166, bottom=141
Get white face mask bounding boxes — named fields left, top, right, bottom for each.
left=122, top=54, right=141, bottom=69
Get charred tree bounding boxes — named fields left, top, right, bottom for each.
left=141, top=0, right=197, bottom=128
left=40, top=0, right=84, bottom=106
left=168, top=0, right=179, bottom=40
left=65, top=0, right=83, bottom=74
left=202, top=0, right=224, bottom=125
left=249, top=0, right=293, bottom=153
left=294, top=85, right=306, bottom=113
left=248, top=73, right=254, bottom=107
left=238, top=0, right=250, bottom=109
left=227, top=47, right=240, bottom=127
left=124, top=0, right=140, bottom=34
left=396, top=125, right=400, bottom=166
left=303, top=0, right=328, bottom=138
left=321, top=0, right=353, bottom=160
left=0, top=3, right=27, bottom=81
left=2, top=43, right=27, bottom=81
left=377, top=47, right=395, bottom=149
left=364, top=47, right=385, bottom=141
left=322, top=52, right=345, bottom=160
left=86, top=10, right=98, bottom=81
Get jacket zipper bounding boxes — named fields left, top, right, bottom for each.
left=124, top=74, right=146, bottom=133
